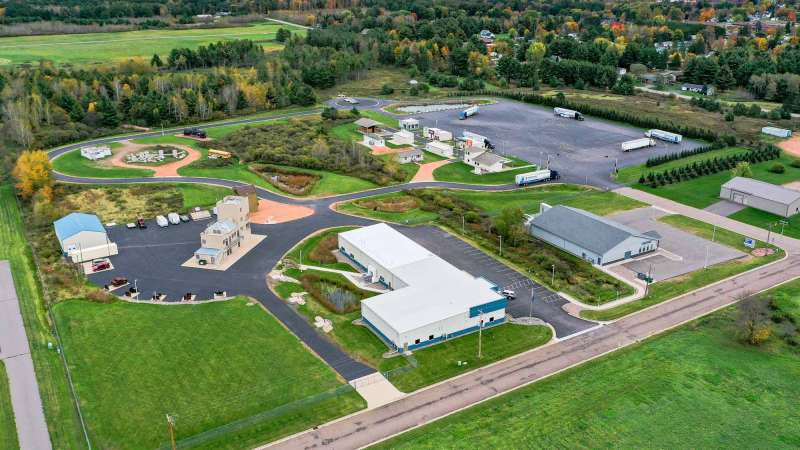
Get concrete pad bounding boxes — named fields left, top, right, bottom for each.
left=250, top=199, right=314, bottom=224
left=181, top=233, right=267, bottom=271
left=349, top=372, right=405, bottom=409
left=704, top=200, right=747, bottom=217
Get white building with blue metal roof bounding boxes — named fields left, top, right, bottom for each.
left=338, top=223, right=507, bottom=352
left=53, top=212, right=117, bottom=263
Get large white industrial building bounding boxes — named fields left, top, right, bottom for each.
left=338, top=224, right=507, bottom=352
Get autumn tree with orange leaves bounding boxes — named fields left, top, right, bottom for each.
left=12, top=150, right=53, bottom=202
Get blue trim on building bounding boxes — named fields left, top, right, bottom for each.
left=406, top=317, right=507, bottom=351
left=339, top=247, right=366, bottom=271
left=361, top=316, right=397, bottom=351
left=469, top=298, right=508, bottom=318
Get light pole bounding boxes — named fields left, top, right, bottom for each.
left=461, top=214, right=465, bottom=233
left=703, top=244, right=710, bottom=269
left=712, top=224, right=716, bottom=242
left=529, top=287, right=534, bottom=318
left=499, top=235, right=503, bottom=256
left=551, top=264, right=555, bottom=285
left=477, top=310, right=484, bottom=359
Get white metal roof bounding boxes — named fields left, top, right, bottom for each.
left=346, top=224, right=504, bottom=334
left=339, top=223, right=432, bottom=270
left=722, top=177, right=800, bottom=206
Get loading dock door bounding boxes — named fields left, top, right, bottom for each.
left=732, top=192, right=746, bottom=204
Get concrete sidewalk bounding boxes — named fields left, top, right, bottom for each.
left=0, top=261, right=52, bottom=450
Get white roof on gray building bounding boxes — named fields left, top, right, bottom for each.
left=472, top=152, right=509, bottom=167
left=722, top=177, right=800, bottom=205
left=530, top=205, right=660, bottom=255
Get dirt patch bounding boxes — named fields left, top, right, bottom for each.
left=249, top=199, right=314, bottom=224
left=106, top=140, right=201, bottom=177
left=309, top=235, right=338, bottom=264
left=355, top=195, right=420, bottom=213
left=251, top=165, right=319, bottom=196
left=411, top=160, right=450, bottom=182
left=371, top=146, right=413, bottom=155
left=778, top=136, right=800, bottom=157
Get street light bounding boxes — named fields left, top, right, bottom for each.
left=551, top=264, right=555, bottom=285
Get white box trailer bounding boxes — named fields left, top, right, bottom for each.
left=515, top=169, right=560, bottom=186
left=462, top=131, right=492, bottom=149
left=762, top=126, right=792, bottom=138
left=426, top=141, right=454, bottom=158
left=553, top=107, right=584, bottom=121
left=646, top=129, right=682, bottom=144
left=459, top=105, right=479, bottom=120
left=621, top=138, right=656, bottom=152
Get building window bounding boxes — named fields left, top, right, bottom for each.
left=428, top=334, right=434, bottom=340
left=489, top=317, right=494, bottom=322
left=415, top=338, right=420, bottom=344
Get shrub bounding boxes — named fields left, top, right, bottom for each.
left=380, top=84, right=394, bottom=95
left=790, top=159, right=800, bottom=168
left=769, top=163, right=786, bottom=174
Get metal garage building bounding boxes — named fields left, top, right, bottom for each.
left=720, top=177, right=800, bottom=218
left=53, top=213, right=118, bottom=263
left=338, top=224, right=507, bottom=352
left=526, top=204, right=660, bottom=266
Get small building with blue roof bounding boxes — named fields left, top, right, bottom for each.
left=53, top=213, right=117, bottom=263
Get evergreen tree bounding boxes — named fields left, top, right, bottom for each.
left=97, top=96, right=121, bottom=127
left=151, top=54, right=163, bottom=68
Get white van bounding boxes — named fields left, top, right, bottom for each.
left=156, top=215, right=169, bottom=227
left=168, top=212, right=180, bottom=225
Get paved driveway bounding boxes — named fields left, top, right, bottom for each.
left=403, top=100, right=705, bottom=188
left=608, top=207, right=745, bottom=281
left=704, top=199, right=747, bottom=216
left=396, top=226, right=596, bottom=338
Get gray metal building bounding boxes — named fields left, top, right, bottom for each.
left=526, top=204, right=661, bottom=265
left=720, top=177, right=800, bottom=218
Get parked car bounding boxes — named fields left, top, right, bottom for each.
left=91, top=260, right=111, bottom=272
left=110, top=277, right=128, bottom=287
left=501, top=289, right=516, bottom=300
left=183, top=127, right=207, bottom=139
left=180, top=214, right=190, bottom=222
left=156, top=215, right=169, bottom=227
left=168, top=212, right=180, bottom=225
left=126, top=222, right=136, bottom=229
left=136, top=218, right=147, bottom=229
left=343, top=97, right=359, bottom=104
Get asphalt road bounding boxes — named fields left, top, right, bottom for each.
left=0, top=261, right=52, bottom=450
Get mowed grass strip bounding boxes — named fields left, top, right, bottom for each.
left=0, top=185, right=86, bottom=448
left=373, top=301, right=800, bottom=449
left=0, top=22, right=306, bottom=66
left=0, top=362, right=19, bottom=450
left=582, top=215, right=782, bottom=321
left=52, top=297, right=364, bottom=449
left=52, top=147, right=154, bottom=178
left=432, top=161, right=536, bottom=185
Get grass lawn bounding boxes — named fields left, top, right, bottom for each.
left=582, top=215, right=783, bottom=321
left=285, top=227, right=359, bottom=272
left=383, top=323, right=553, bottom=393
left=176, top=184, right=231, bottom=210
left=0, top=362, right=18, bottom=450
left=432, top=161, right=537, bottom=185
left=729, top=207, right=800, bottom=240
left=447, top=184, right=646, bottom=216
left=0, top=185, right=87, bottom=448
left=52, top=145, right=154, bottom=178
left=620, top=149, right=800, bottom=209
left=0, top=22, right=306, bottom=66
left=53, top=297, right=364, bottom=449
left=374, top=285, right=800, bottom=449
left=265, top=164, right=379, bottom=197
left=336, top=192, right=438, bottom=225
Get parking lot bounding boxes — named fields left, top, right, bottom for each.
left=396, top=225, right=596, bottom=338
left=607, top=207, right=745, bottom=282
left=407, top=100, right=705, bottom=188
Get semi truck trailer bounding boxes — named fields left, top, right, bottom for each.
left=645, top=129, right=682, bottom=143
left=515, top=169, right=560, bottom=186
left=621, top=138, right=656, bottom=152
left=459, top=105, right=479, bottom=120
left=553, top=107, right=584, bottom=121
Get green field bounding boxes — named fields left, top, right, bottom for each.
left=375, top=286, right=800, bottom=449
left=619, top=149, right=800, bottom=209
left=53, top=297, right=364, bottom=449
left=583, top=215, right=782, bottom=321
left=0, top=362, right=18, bottom=450
left=0, top=22, right=306, bottom=66
left=52, top=144, right=154, bottom=178
left=176, top=184, right=231, bottom=209
left=284, top=227, right=359, bottom=272
left=0, top=185, right=86, bottom=448
left=432, top=161, right=537, bottom=185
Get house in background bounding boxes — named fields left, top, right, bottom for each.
left=681, top=83, right=715, bottom=96
left=424, top=127, right=453, bottom=142
left=526, top=203, right=661, bottom=265
left=399, top=118, right=420, bottom=131
left=362, top=133, right=385, bottom=147
left=355, top=118, right=382, bottom=134
left=80, top=145, right=112, bottom=161
left=426, top=141, right=454, bottom=158
left=390, top=130, right=415, bottom=146
left=194, top=196, right=251, bottom=266
left=54, top=213, right=118, bottom=263
left=395, top=148, right=423, bottom=164
left=463, top=146, right=510, bottom=174
left=720, top=177, right=800, bottom=218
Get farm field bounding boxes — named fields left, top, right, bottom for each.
left=52, top=297, right=364, bottom=450
left=582, top=215, right=782, bottom=321
left=0, top=185, right=86, bottom=448
left=0, top=22, right=306, bottom=66
left=374, top=286, right=800, bottom=449
left=0, top=362, right=18, bottom=450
